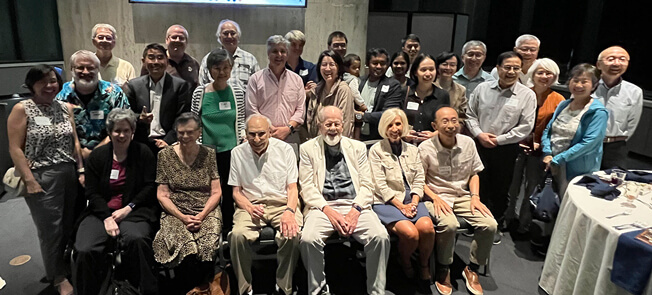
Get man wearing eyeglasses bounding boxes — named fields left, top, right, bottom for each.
left=91, top=23, right=136, bottom=86
left=57, top=50, right=130, bottom=159
left=466, top=51, right=536, bottom=244
left=199, top=19, right=260, bottom=88
left=454, top=40, right=496, bottom=97
left=490, top=34, right=540, bottom=87
left=327, top=31, right=348, bottom=58
left=595, top=46, right=643, bottom=169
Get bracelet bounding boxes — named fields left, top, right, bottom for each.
left=352, top=204, right=363, bottom=212
left=285, top=207, right=295, bottom=214
left=471, top=193, right=479, bottom=198
left=77, top=168, right=85, bottom=174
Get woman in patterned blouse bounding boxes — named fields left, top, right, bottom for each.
left=7, top=65, right=84, bottom=295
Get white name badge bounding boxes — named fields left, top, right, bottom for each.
left=34, top=116, right=52, bottom=126
left=110, top=169, right=120, bottom=180
left=299, top=69, right=308, bottom=76
left=407, top=101, right=419, bottom=110
left=90, top=110, right=104, bottom=120
left=439, top=166, right=452, bottom=175
left=504, top=98, right=519, bottom=107
left=381, top=85, right=390, bottom=93
left=219, top=101, right=232, bottom=110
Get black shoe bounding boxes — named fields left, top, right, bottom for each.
left=417, top=278, right=433, bottom=294
left=493, top=232, right=502, bottom=245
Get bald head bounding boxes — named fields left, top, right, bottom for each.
left=245, top=115, right=271, bottom=154
left=597, top=46, right=630, bottom=79
left=433, top=107, right=460, bottom=138
left=318, top=105, right=343, bottom=124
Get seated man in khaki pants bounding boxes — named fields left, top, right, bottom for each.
left=420, top=107, right=497, bottom=295
left=299, top=106, right=390, bottom=295
left=228, top=114, right=302, bottom=295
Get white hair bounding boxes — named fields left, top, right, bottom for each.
left=70, top=50, right=100, bottom=69
left=285, top=30, right=306, bottom=44
left=526, top=58, right=560, bottom=85
left=91, top=23, right=116, bottom=39
left=515, top=34, right=540, bottom=48
left=245, top=114, right=273, bottom=132
left=166, top=24, right=189, bottom=39
left=462, top=40, right=487, bottom=55
left=215, top=19, right=242, bottom=44
left=266, top=35, right=290, bottom=54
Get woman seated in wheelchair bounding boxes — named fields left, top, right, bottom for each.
left=73, top=108, right=159, bottom=294
left=152, top=112, right=223, bottom=294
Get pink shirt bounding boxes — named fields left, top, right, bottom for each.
left=245, top=67, right=306, bottom=126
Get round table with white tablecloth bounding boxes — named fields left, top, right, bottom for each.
left=539, top=174, right=652, bottom=295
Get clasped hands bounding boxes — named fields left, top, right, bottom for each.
left=322, top=205, right=360, bottom=237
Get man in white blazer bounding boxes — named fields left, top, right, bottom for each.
left=298, top=106, right=390, bottom=295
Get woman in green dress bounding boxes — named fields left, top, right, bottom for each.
left=190, top=48, right=245, bottom=233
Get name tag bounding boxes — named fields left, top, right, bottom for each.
left=219, top=101, right=232, bottom=110
left=299, top=69, right=308, bottom=76
left=504, top=98, right=519, bottom=107
left=110, top=169, right=120, bottom=180
left=439, top=166, right=452, bottom=175
left=381, top=85, right=389, bottom=93
left=407, top=101, right=419, bottom=110
left=90, top=110, right=104, bottom=120
left=34, top=116, right=51, bottom=126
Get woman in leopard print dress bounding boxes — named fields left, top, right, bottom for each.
left=153, top=112, right=222, bottom=294
left=7, top=65, right=84, bottom=295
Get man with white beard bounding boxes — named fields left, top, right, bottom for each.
left=298, top=106, right=390, bottom=295
left=57, top=50, right=130, bottom=159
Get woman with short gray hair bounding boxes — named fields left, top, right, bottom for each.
left=190, top=47, right=244, bottom=233
left=73, top=108, right=159, bottom=294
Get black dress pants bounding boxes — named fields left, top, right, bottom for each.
left=216, top=150, right=234, bottom=233
left=477, top=143, right=520, bottom=227
left=73, top=215, right=157, bottom=295
left=601, top=141, right=628, bottom=170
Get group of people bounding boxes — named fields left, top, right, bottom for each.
left=6, top=16, right=643, bottom=295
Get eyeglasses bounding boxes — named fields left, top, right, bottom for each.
left=602, top=56, right=629, bottom=64
left=74, top=65, right=97, bottom=72
left=95, top=35, right=114, bottom=42
left=464, top=52, right=485, bottom=59
left=500, top=65, right=522, bottom=72
left=516, top=47, right=538, bottom=53
left=330, top=43, right=347, bottom=49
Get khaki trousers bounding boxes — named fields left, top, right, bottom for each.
left=425, top=196, right=497, bottom=265
left=230, top=203, right=303, bottom=295
left=300, top=204, right=390, bottom=295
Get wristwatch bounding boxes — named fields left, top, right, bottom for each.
left=355, top=113, right=363, bottom=121
left=128, top=203, right=136, bottom=210
left=352, top=204, right=363, bottom=212
left=287, top=124, right=295, bottom=133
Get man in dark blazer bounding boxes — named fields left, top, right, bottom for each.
left=356, top=48, right=404, bottom=141
left=124, top=43, right=191, bottom=154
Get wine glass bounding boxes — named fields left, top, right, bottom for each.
left=621, top=182, right=638, bottom=208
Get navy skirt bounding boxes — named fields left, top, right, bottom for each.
left=373, top=192, right=430, bottom=225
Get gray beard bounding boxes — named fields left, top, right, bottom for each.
left=323, top=134, right=342, bottom=146
left=74, top=77, right=99, bottom=93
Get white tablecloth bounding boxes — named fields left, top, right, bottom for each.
left=539, top=175, right=652, bottom=295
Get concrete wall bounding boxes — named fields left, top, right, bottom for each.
left=56, top=0, right=368, bottom=75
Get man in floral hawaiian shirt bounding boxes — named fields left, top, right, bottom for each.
left=56, top=50, right=130, bottom=159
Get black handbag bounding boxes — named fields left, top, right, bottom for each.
left=529, top=171, right=560, bottom=223
left=101, top=236, right=140, bottom=295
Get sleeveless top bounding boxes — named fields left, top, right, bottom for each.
left=23, top=99, right=76, bottom=169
